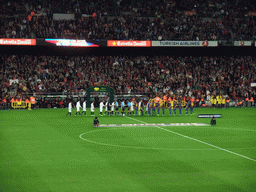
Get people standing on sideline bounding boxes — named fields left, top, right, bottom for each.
left=179, top=101, right=182, bottom=116
left=75, top=100, right=81, bottom=116
left=99, top=100, right=104, bottom=116
left=157, top=101, right=160, bottom=116
left=91, top=102, right=95, bottom=116
left=190, top=101, right=195, bottom=115
left=127, top=100, right=131, bottom=116
left=121, top=100, right=125, bottom=116
left=147, top=100, right=151, bottom=116
left=104, top=101, right=108, bottom=115
left=173, top=102, right=177, bottom=116
left=66, top=101, right=73, bottom=116
left=185, top=101, right=189, bottom=116
left=131, top=100, right=135, bottom=115
left=115, top=100, right=119, bottom=116
left=111, top=101, right=115, bottom=115
left=161, top=100, right=165, bottom=116
left=152, top=100, right=156, bottom=116
left=81, top=100, right=86, bottom=116
left=135, top=100, right=139, bottom=115
left=169, top=99, right=172, bottom=115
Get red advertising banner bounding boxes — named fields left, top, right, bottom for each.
left=249, top=12, right=256, bottom=16
left=107, top=40, right=151, bottom=47
left=0, top=39, right=36, bottom=45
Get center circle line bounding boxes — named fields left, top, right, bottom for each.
left=79, top=127, right=256, bottom=151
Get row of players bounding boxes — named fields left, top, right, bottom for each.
left=66, top=99, right=195, bottom=116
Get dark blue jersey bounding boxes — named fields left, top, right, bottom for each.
left=190, top=102, right=194, bottom=109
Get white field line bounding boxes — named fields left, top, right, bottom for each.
left=79, top=128, right=256, bottom=151
left=125, top=116, right=256, bottom=162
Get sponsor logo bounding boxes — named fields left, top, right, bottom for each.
left=0, top=38, right=36, bottom=45
left=198, top=114, right=222, bottom=118
left=107, top=40, right=151, bottom=47
left=45, top=39, right=99, bottom=47
left=94, top=87, right=100, bottom=91
left=152, top=41, right=218, bottom=47
left=99, top=123, right=209, bottom=127
left=234, top=41, right=252, bottom=46
left=202, top=41, right=209, bottom=46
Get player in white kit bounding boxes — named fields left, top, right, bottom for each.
left=81, top=100, right=86, bottom=116
left=111, top=101, right=115, bottom=115
left=104, top=101, right=108, bottom=115
left=99, top=100, right=104, bottom=116
left=75, top=100, right=81, bottom=116
left=66, top=101, right=73, bottom=116
left=91, top=102, right=95, bottom=116
left=131, top=100, right=135, bottom=115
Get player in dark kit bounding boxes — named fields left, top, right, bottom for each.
left=161, top=101, right=165, bottom=116
left=157, top=102, right=160, bottom=116
left=135, top=101, right=138, bottom=115
left=152, top=101, right=156, bottom=116
left=169, top=101, right=172, bottom=115
left=173, top=102, right=177, bottom=116
left=185, top=102, right=189, bottom=116
left=147, top=101, right=151, bottom=116
left=179, top=101, right=182, bottom=116
left=190, top=101, right=195, bottom=116
left=93, top=117, right=99, bottom=127
left=108, top=102, right=111, bottom=116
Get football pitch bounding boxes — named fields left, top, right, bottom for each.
left=1, top=107, right=256, bottom=192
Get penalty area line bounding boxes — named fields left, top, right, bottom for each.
left=125, top=116, right=256, bottom=162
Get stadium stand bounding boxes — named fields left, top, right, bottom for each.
left=1, top=0, right=256, bottom=40
left=1, top=55, right=256, bottom=108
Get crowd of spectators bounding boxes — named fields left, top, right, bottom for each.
left=1, top=0, right=256, bottom=40
left=1, top=54, right=256, bottom=106
left=0, top=0, right=27, bottom=16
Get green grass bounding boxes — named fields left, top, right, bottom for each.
left=0, top=107, right=256, bottom=192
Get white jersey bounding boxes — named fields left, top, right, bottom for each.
left=111, top=102, right=115, bottom=111
left=131, top=102, right=134, bottom=111
left=146, top=103, right=149, bottom=111
left=76, top=102, right=81, bottom=111
left=99, top=102, right=104, bottom=112
left=139, top=102, right=142, bottom=108
left=105, top=102, right=108, bottom=111
left=68, top=102, right=72, bottom=112
left=91, top=103, right=94, bottom=112
left=83, top=101, right=86, bottom=111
